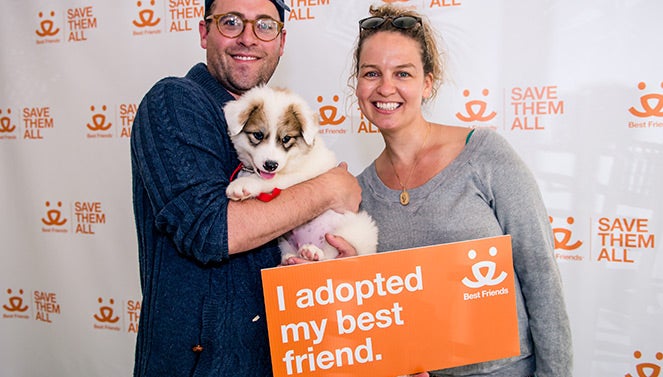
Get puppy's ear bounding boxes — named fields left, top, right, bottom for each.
left=223, top=97, right=263, bottom=137
left=288, top=103, right=319, bottom=146
left=223, top=99, right=244, bottom=137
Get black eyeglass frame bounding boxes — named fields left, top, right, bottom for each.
left=358, top=15, right=423, bottom=31
left=205, top=12, right=284, bottom=42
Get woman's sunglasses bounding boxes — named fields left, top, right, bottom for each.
left=358, top=15, right=422, bottom=31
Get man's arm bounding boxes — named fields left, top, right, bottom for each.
left=227, top=163, right=361, bottom=254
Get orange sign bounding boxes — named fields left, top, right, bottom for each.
left=261, top=235, right=520, bottom=376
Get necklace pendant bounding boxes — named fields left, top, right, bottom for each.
left=399, top=190, right=410, bottom=206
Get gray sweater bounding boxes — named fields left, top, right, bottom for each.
left=357, top=128, right=572, bottom=377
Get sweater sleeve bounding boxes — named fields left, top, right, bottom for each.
left=477, top=131, right=573, bottom=377
left=131, top=77, right=235, bottom=264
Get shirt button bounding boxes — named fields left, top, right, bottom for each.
left=192, top=344, right=204, bottom=353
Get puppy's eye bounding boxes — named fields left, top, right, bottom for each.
left=281, top=135, right=292, bottom=144
left=251, top=131, right=264, bottom=141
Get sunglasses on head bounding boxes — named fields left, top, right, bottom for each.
left=359, top=15, right=422, bottom=31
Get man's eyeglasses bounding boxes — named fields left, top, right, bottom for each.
left=206, top=13, right=284, bottom=42
left=359, top=15, right=422, bottom=31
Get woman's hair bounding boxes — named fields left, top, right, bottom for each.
left=348, top=4, right=445, bottom=101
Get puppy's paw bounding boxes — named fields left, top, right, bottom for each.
left=298, top=244, right=324, bottom=261
left=226, top=182, right=251, bottom=201
left=226, top=177, right=264, bottom=201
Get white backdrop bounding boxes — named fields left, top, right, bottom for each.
left=1, top=0, right=662, bottom=376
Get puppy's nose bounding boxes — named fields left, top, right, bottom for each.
left=263, top=160, right=279, bottom=172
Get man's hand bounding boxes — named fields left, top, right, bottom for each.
left=320, top=162, right=362, bottom=214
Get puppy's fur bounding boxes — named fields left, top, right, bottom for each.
left=224, top=86, right=378, bottom=262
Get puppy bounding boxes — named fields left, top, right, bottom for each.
left=223, top=85, right=378, bottom=262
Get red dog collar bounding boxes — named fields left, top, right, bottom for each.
left=230, top=163, right=281, bottom=202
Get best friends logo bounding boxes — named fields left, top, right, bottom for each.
left=625, top=350, right=662, bottom=377
left=132, top=0, right=204, bottom=36
left=550, top=215, right=585, bottom=262
left=35, top=7, right=99, bottom=44
left=86, top=105, right=113, bottom=138
left=455, top=88, right=498, bottom=129
left=2, top=288, right=30, bottom=319
left=2, top=288, right=61, bottom=323
left=628, top=81, right=663, bottom=129
left=92, top=297, right=142, bottom=333
left=316, top=93, right=347, bottom=134
left=35, top=10, right=61, bottom=44
left=40, top=200, right=108, bottom=235
left=461, top=245, right=510, bottom=300
left=84, top=103, right=137, bottom=139
left=0, top=108, right=18, bottom=140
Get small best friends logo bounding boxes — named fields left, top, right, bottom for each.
left=628, top=81, right=663, bottom=129
left=317, top=94, right=347, bottom=134
left=35, top=10, right=61, bottom=44
left=2, top=288, right=30, bottom=319
left=550, top=216, right=585, bottom=262
left=0, top=108, right=17, bottom=139
left=625, top=350, right=662, bottom=377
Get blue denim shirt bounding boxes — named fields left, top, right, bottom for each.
left=131, top=63, right=281, bottom=376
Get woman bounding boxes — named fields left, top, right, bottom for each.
left=349, top=4, right=573, bottom=377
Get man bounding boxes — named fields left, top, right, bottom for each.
left=130, top=0, right=361, bottom=375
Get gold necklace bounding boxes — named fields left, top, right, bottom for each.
left=387, top=123, right=431, bottom=206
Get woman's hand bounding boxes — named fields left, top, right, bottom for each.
left=326, top=234, right=357, bottom=258
left=281, top=234, right=358, bottom=265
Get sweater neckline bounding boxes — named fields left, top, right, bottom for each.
left=367, top=128, right=486, bottom=203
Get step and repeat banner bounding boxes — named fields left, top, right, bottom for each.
left=1, top=0, right=662, bottom=376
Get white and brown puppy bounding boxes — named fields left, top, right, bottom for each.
left=224, top=85, right=378, bottom=262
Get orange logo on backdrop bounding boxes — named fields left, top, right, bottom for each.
left=510, top=85, right=564, bottom=130
left=626, top=350, right=662, bottom=377
left=86, top=105, right=113, bottom=139
left=73, top=201, right=107, bottom=235
left=287, top=0, right=331, bottom=21
left=35, top=11, right=60, bottom=38
left=262, top=235, right=519, bottom=377
left=594, top=217, right=656, bottom=264
left=356, top=108, right=380, bottom=134
left=628, top=81, right=663, bottom=129
left=168, top=0, right=203, bottom=32
left=456, top=88, right=497, bottom=124
left=127, top=300, right=142, bottom=333
left=94, top=297, right=121, bottom=331
left=133, top=0, right=161, bottom=28
left=66, top=6, right=98, bottom=42
left=119, top=103, right=138, bottom=138
left=42, top=201, right=67, bottom=227
left=629, top=82, right=663, bottom=118
left=22, top=106, right=54, bottom=140
left=0, top=108, right=17, bottom=139
left=87, top=105, right=113, bottom=133
left=3, top=289, right=29, bottom=316
left=317, top=94, right=346, bottom=131
left=33, top=291, right=61, bottom=323
left=550, top=216, right=584, bottom=262
left=429, top=0, right=462, bottom=7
